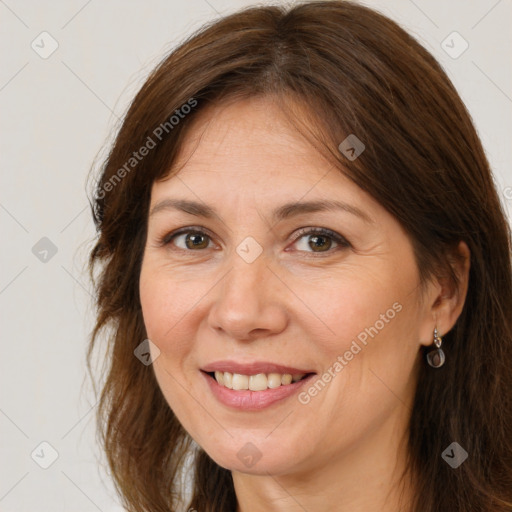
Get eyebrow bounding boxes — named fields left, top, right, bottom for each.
left=149, top=198, right=373, bottom=224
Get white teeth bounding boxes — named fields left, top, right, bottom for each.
left=232, top=373, right=249, bottom=390
left=281, top=374, right=292, bottom=385
left=267, top=373, right=283, bottom=389
left=212, top=371, right=307, bottom=390
left=223, top=372, right=233, bottom=389
left=249, top=373, right=267, bottom=391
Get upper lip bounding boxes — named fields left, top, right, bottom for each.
left=201, top=360, right=316, bottom=375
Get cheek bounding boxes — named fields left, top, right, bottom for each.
left=139, top=272, right=171, bottom=344
left=305, top=260, right=421, bottom=405
left=139, top=270, right=206, bottom=433
left=303, top=265, right=411, bottom=358
left=139, top=265, right=206, bottom=354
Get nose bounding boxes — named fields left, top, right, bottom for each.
left=207, top=246, right=289, bottom=341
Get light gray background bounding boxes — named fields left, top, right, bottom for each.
left=1, top=0, right=511, bottom=511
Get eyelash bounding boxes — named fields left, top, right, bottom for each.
left=156, top=226, right=351, bottom=255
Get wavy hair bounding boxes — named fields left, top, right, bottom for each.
left=87, top=2, right=512, bottom=511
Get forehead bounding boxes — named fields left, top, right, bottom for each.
left=152, top=96, right=368, bottom=205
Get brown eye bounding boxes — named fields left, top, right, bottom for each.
left=291, top=228, right=350, bottom=254
left=162, top=229, right=213, bottom=250
left=306, top=234, right=332, bottom=252
left=184, top=232, right=210, bottom=250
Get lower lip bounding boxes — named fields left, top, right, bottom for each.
left=201, top=371, right=316, bottom=411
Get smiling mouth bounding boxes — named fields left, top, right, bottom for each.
left=204, top=370, right=315, bottom=391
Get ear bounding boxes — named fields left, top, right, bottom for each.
left=418, top=241, right=471, bottom=346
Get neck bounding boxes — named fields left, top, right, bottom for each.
left=232, top=410, right=416, bottom=512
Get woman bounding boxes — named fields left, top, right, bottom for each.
left=87, top=1, right=512, bottom=511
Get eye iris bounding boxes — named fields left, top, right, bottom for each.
left=309, top=234, right=332, bottom=252
left=186, top=233, right=209, bottom=249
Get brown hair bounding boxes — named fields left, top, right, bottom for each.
left=87, top=1, right=512, bottom=511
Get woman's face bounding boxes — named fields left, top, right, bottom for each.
left=139, top=96, right=436, bottom=476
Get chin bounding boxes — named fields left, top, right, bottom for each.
left=200, top=437, right=306, bottom=476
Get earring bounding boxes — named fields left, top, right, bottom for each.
left=426, top=327, right=445, bottom=368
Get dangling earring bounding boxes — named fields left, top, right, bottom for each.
left=426, top=327, right=445, bottom=368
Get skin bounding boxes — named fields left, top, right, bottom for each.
left=139, top=95, right=470, bottom=512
